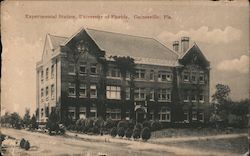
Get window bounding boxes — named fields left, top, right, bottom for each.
left=51, top=64, right=54, bottom=79
left=68, top=107, right=76, bottom=120
left=68, top=83, right=75, bottom=97
left=199, top=95, right=205, bottom=103
left=134, top=88, right=146, bottom=100
left=150, top=70, right=154, bottom=81
left=126, top=87, right=130, bottom=100
left=90, top=85, right=97, bottom=98
left=149, top=89, right=154, bottom=101
left=192, top=112, right=197, bottom=121
left=106, top=108, right=121, bottom=120
left=45, top=106, right=49, bottom=117
left=191, top=95, right=196, bottom=102
left=183, top=72, right=189, bottom=82
left=51, top=84, right=55, bottom=100
left=199, top=72, right=205, bottom=83
left=106, top=86, right=121, bottom=99
left=184, top=112, right=189, bottom=123
left=149, top=111, right=154, bottom=120
left=41, top=108, right=44, bottom=118
left=158, top=71, right=172, bottom=81
left=46, top=86, right=49, bottom=96
left=90, top=64, right=97, bottom=74
left=158, top=107, right=171, bottom=122
left=80, top=84, right=87, bottom=97
left=158, top=89, right=171, bottom=102
left=135, top=69, right=145, bottom=80
left=79, top=62, right=86, bottom=75
left=191, top=72, right=196, bottom=82
left=46, top=68, right=49, bottom=80
left=183, top=94, right=189, bottom=102
left=68, top=64, right=75, bottom=75
left=126, top=72, right=130, bottom=79
left=41, top=70, right=44, bottom=83
left=41, top=88, right=44, bottom=97
left=79, top=107, right=86, bottom=119
left=107, top=67, right=121, bottom=78
left=198, top=112, right=204, bottom=122
left=90, top=107, right=97, bottom=118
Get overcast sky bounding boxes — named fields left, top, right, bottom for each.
left=1, top=1, right=249, bottom=116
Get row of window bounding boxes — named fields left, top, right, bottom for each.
left=40, top=64, right=55, bottom=83
left=68, top=63, right=97, bottom=75
left=40, top=84, right=55, bottom=101
left=66, top=107, right=171, bottom=121
left=183, top=71, right=205, bottom=83
left=183, top=95, right=205, bottom=103
left=67, top=84, right=172, bottom=102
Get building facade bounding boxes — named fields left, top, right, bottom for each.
left=36, top=28, right=210, bottom=124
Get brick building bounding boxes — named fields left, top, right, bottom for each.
left=36, top=27, right=210, bottom=124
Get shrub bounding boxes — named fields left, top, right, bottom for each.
left=125, top=128, right=133, bottom=139
left=134, top=123, right=143, bottom=130
left=85, top=118, right=94, bottom=132
left=94, top=118, right=104, bottom=129
left=128, top=120, right=135, bottom=129
left=75, top=119, right=86, bottom=132
left=91, top=126, right=100, bottom=134
left=20, top=138, right=26, bottom=148
left=117, top=127, right=125, bottom=137
left=141, top=127, right=151, bottom=141
left=150, top=120, right=162, bottom=131
left=110, top=127, right=117, bottom=137
left=104, top=118, right=116, bottom=129
left=133, top=128, right=141, bottom=139
left=117, top=120, right=129, bottom=129
left=142, top=121, right=151, bottom=129
left=23, top=140, right=30, bottom=150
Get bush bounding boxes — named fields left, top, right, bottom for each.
left=104, top=118, right=116, bottom=129
left=150, top=120, right=162, bottom=131
left=142, top=121, right=151, bottom=129
left=91, top=126, right=100, bottom=134
left=94, top=118, right=104, bottom=129
left=117, top=120, right=129, bottom=129
left=117, top=127, right=125, bottom=137
left=125, top=128, right=133, bottom=138
left=128, top=120, right=135, bottom=129
left=23, top=140, right=30, bottom=150
left=75, top=119, right=86, bottom=132
left=20, top=138, right=26, bottom=148
left=133, top=128, right=141, bottom=139
left=85, top=118, right=94, bottom=132
left=134, top=123, right=143, bottom=130
left=141, top=127, right=151, bottom=141
left=110, top=127, right=117, bottom=137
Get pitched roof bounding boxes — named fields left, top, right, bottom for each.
left=85, top=28, right=179, bottom=61
left=179, top=43, right=208, bottom=61
left=47, top=34, right=67, bottom=50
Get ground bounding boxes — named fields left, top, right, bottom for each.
left=1, top=127, right=248, bottom=156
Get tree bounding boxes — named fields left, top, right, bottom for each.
left=46, top=110, right=60, bottom=134
left=9, top=112, right=23, bottom=129
left=211, top=84, right=231, bottom=126
left=23, top=109, right=31, bottom=128
left=30, top=114, right=38, bottom=129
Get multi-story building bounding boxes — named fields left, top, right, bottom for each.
left=36, top=27, right=210, bottom=124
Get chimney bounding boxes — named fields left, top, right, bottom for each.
left=181, top=37, right=189, bottom=53
left=173, top=41, right=179, bottom=52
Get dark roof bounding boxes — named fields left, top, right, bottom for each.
left=85, top=28, right=179, bottom=61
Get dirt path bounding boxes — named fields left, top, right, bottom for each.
left=1, top=128, right=246, bottom=156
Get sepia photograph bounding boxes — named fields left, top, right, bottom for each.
left=1, top=0, right=249, bottom=156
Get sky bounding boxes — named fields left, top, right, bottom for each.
left=1, top=1, right=249, bottom=116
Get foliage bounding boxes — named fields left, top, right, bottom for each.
left=141, top=127, right=151, bottom=141
left=125, top=128, right=133, bottom=138
left=132, top=128, right=141, bottom=139
left=104, top=118, right=116, bottom=129
left=20, top=138, right=26, bottom=148
left=112, top=56, right=135, bottom=77
left=142, top=121, right=151, bottom=129
left=110, top=127, right=117, bottom=137
left=9, top=112, right=23, bottom=129
left=117, top=120, right=129, bottom=129
left=134, top=123, right=143, bottom=130
left=30, top=114, right=38, bottom=129
left=212, top=84, right=231, bottom=103
left=23, top=109, right=31, bottom=128
left=150, top=120, right=162, bottom=131
left=117, top=127, right=125, bottom=137
left=23, top=140, right=30, bottom=150
left=46, top=110, right=60, bottom=134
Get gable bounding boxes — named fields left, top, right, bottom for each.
left=178, top=44, right=210, bottom=68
